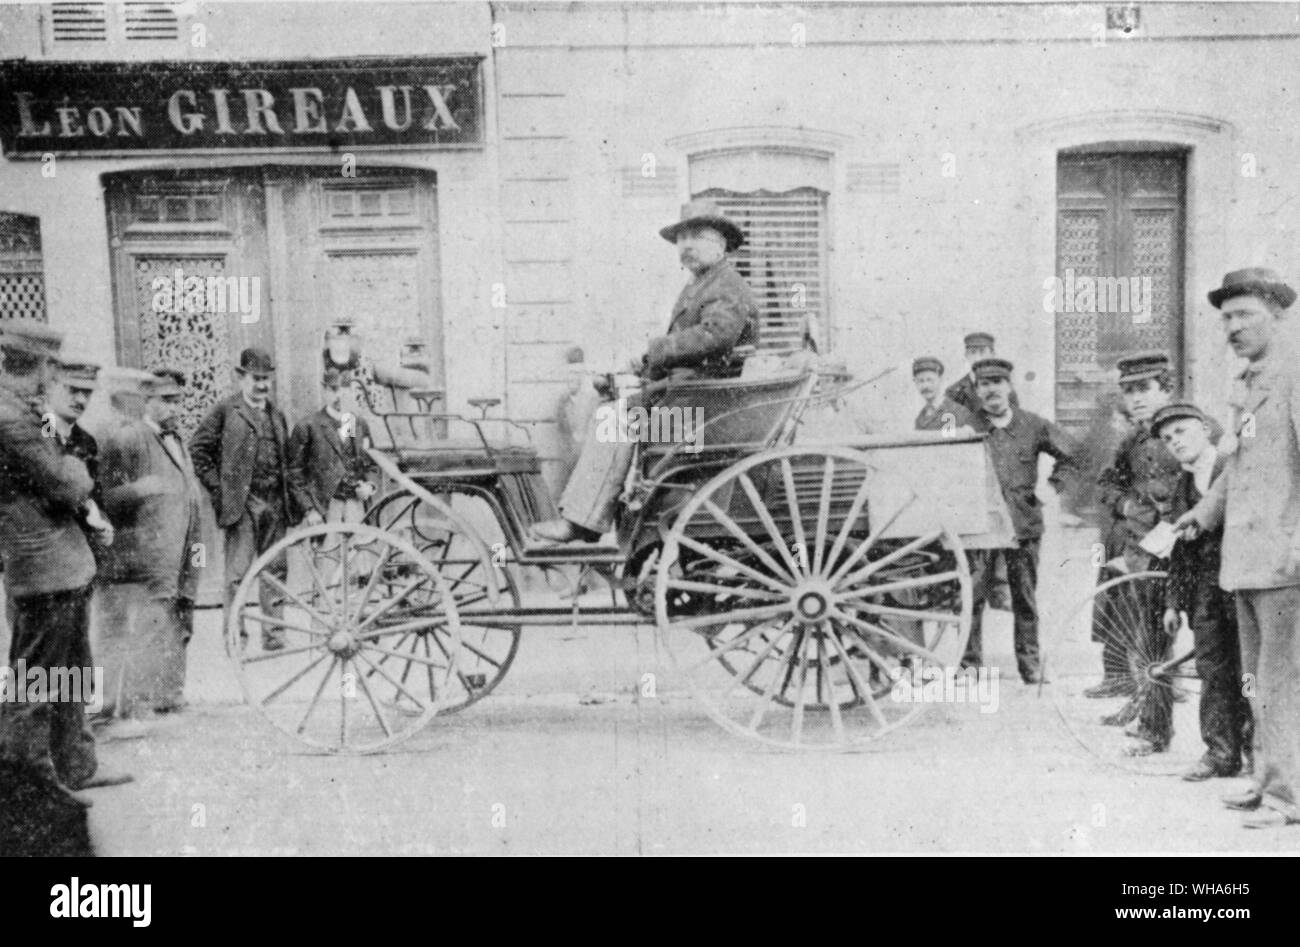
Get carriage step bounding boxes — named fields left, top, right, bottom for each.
left=519, top=539, right=623, bottom=563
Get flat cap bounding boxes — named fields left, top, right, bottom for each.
left=0, top=321, right=63, bottom=358
left=1151, top=401, right=1207, bottom=436
left=971, top=357, right=1013, bottom=381
left=912, top=356, right=944, bottom=376
left=1116, top=351, right=1169, bottom=385
left=963, top=332, right=995, bottom=350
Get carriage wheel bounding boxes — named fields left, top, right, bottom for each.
left=366, top=490, right=522, bottom=710
left=1049, top=570, right=1204, bottom=775
left=227, top=523, right=463, bottom=754
left=655, top=446, right=972, bottom=750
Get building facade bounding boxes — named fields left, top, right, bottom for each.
left=3, top=1, right=1299, bottom=487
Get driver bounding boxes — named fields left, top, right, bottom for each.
left=531, top=199, right=759, bottom=543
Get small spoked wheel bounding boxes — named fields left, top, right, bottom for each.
left=655, top=447, right=972, bottom=750
left=1050, top=570, right=1205, bottom=775
left=365, top=491, right=522, bottom=710
left=227, top=523, right=463, bottom=754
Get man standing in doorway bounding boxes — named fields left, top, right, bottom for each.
left=190, top=347, right=296, bottom=650
left=1175, top=267, right=1300, bottom=829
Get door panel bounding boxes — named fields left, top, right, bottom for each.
left=1055, top=152, right=1186, bottom=442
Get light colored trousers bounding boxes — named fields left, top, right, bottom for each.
left=558, top=436, right=635, bottom=535
left=1236, top=586, right=1300, bottom=816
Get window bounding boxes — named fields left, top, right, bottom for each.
left=686, top=144, right=834, bottom=353
left=0, top=213, right=48, bottom=325
left=697, top=187, right=829, bottom=353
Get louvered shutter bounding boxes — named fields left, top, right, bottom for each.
left=697, top=187, right=828, bottom=353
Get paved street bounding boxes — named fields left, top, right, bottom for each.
left=76, top=522, right=1298, bottom=856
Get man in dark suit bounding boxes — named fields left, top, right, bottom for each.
left=531, top=199, right=759, bottom=543
left=97, top=369, right=203, bottom=718
left=288, top=368, right=379, bottom=527
left=964, top=357, right=1079, bottom=683
left=912, top=356, right=973, bottom=432
left=0, top=323, right=130, bottom=812
left=190, top=347, right=296, bottom=650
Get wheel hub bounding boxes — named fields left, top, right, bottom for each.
left=327, top=631, right=357, bottom=656
left=792, top=581, right=833, bottom=622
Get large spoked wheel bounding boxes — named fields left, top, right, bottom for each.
left=1050, top=570, right=1203, bottom=775
left=655, top=446, right=972, bottom=750
left=227, top=523, right=463, bottom=754
left=365, top=490, right=522, bottom=710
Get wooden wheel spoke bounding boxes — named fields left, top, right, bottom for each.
left=355, top=648, right=430, bottom=712
left=242, top=641, right=332, bottom=663
left=833, top=609, right=944, bottom=666
left=668, top=601, right=791, bottom=632
left=736, top=472, right=803, bottom=577
left=685, top=616, right=790, bottom=675
left=353, top=573, right=433, bottom=634
left=240, top=610, right=330, bottom=637
left=666, top=577, right=787, bottom=603
left=676, top=535, right=790, bottom=595
left=258, top=572, right=336, bottom=633
left=258, top=652, right=329, bottom=708
left=826, top=493, right=918, bottom=584
left=424, top=626, right=479, bottom=698
left=747, top=631, right=802, bottom=732
left=817, top=633, right=846, bottom=741
left=352, top=654, right=393, bottom=739
left=825, top=625, right=890, bottom=728
left=837, top=529, right=944, bottom=589
left=848, top=600, right=961, bottom=626
left=296, top=656, right=338, bottom=735
left=700, top=498, right=797, bottom=583
left=362, top=642, right=449, bottom=669
left=823, top=471, right=873, bottom=581
left=779, top=458, right=809, bottom=575
left=837, top=568, right=963, bottom=601
left=790, top=630, right=812, bottom=746
left=723, top=620, right=793, bottom=697
left=348, top=544, right=393, bottom=626
left=302, top=546, right=342, bottom=622
left=358, top=615, right=450, bottom=640
left=811, top=456, right=834, bottom=576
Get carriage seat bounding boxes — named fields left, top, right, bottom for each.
left=643, top=369, right=815, bottom=454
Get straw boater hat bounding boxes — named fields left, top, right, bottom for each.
left=659, top=199, right=746, bottom=251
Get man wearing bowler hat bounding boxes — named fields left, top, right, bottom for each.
left=965, top=356, right=1079, bottom=683
left=1175, top=267, right=1300, bottom=828
left=946, top=332, right=1019, bottom=417
left=190, top=347, right=297, bottom=649
left=531, top=199, right=759, bottom=543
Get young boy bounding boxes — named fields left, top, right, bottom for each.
left=288, top=368, right=379, bottom=527
left=1127, top=401, right=1252, bottom=776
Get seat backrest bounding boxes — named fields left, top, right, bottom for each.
left=652, top=370, right=814, bottom=450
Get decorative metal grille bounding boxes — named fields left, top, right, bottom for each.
left=0, top=213, right=47, bottom=324
left=133, top=256, right=233, bottom=442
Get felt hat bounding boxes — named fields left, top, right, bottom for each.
left=659, top=199, right=745, bottom=251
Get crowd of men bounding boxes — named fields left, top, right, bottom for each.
left=2, top=194, right=1298, bottom=849
left=908, top=266, right=1300, bottom=829
left=0, top=332, right=376, bottom=844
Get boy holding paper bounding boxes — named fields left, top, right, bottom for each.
left=1128, top=402, right=1252, bottom=777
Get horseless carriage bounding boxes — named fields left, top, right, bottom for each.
left=227, top=362, right=1021, bottom=753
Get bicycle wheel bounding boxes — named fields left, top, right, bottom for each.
left=1049, top=570, right=1204, bottom=776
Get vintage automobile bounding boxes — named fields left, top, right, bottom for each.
left=227, top=360, right=1017, bottom=753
